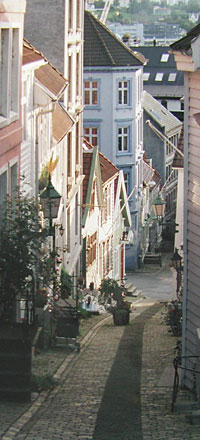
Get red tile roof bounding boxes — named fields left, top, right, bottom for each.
left=23, top=38, right=68, bottom=99
left=82, top=139, right=119, bottom=185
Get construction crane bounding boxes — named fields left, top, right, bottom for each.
left=100, top=0, right=114, bottom=24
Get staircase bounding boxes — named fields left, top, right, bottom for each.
left=125, top=282, right=142, bottom=299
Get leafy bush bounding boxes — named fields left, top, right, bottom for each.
left=31, top=374, right=56, bottom=392
left=60, top=267, right=73, bottom=298
left=99, top=278, right=128, bottom=309
left=0, top=193, right=50, bottom=320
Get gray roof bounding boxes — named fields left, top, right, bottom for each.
left=170, top=23, right=200, bottom=52
left=143, top=84, right=184, bottom=98
left=84, top=11, right=146, bottom=68
left=143, top=90, right=182, bottom=134
left=133, top=46, right=184, bottom=98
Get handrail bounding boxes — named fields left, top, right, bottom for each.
left=171, top=355, right=200, bottom=412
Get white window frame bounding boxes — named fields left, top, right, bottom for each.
left=118, top=80, right=129, bottom=106
left=0, top=25, right=20, bottom=127
left=83, top=126, right=98, bottom=146
left=84, top=80, right=99, bottom=106
left=118, top=126, right=129, bottom=152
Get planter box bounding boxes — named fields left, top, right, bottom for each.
left=113, top=309, right=130, bottom=326
left=0, top=323, right=32, bottom=402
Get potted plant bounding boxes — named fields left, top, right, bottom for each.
left=99, top=278, right=130, bottom=326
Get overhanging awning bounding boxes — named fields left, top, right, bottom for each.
left=52, top=103, right=75, bottom=144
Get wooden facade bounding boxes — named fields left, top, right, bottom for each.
left=171, top=30, right=200, bottom=389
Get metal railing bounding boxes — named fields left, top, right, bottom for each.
left=171, top=355, right=200, bottom=412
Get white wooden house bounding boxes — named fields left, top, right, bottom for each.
left=24, top=0, right=85, bottom=285
left=82, top=140, right=132, bottom=288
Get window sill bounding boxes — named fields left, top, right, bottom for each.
left=116, top=152, right=132, bottom=157
left=116, top=105, right=132, bottom=110
left=0, top=112, right=19, bottom=129
left=84, top=105, right=101, bottom=110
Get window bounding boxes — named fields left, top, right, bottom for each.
left=76, top=52, right=80, bottom=96
left=75, top=193, right=78, bottom=235
left=0, top=27, right=19, bottom=122
left=0, top=161, right=18, bottom=211
left=118, top=127, right=129, bottom=152
left=67, top=132, right=72, bottom=177
left=84, top=127, right=98, bottom=146
left=22, top=80, right=27, bottom=141
left=0, top=170, right=7, bottom=210
left=76, top=121, right=79, bottom=165
left=67, top=207, right=70, bottom=253
left=68, top=55, right=72, bottom=102
left=84, top=80, right=98, bottom=106
left=118, top=80, right=129, bottom=105
left=161, top=54, right=169, bottom=62
left=123, top=171, right=130, bottom=195
left=155, top=73, right=163, bottom=82
left=143, top=72, right=150, bottom=81
left=76, top=0, right=80, bottom=29
left=168, top=73, right=176, bottom=82
left=68, top=0, right=73, bottom=29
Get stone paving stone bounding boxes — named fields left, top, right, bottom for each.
left=2, top=301, right=200, bottom=439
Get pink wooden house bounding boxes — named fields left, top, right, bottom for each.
left=171, top=24, right=200, bottom=391
left=0, top=1, right=26, bottom=207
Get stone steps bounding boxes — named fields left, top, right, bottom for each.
left=125, top=282, right=142, bottom=298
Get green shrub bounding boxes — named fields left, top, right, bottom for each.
left=31, top=374, right=56, bottom=392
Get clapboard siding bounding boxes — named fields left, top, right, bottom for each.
left=189, top=152, right=200, bottom=169
left=188, top=202, right=200, bottom=220
left=190, top=88, right=200, bottom=100
left=189, top=132, right=200, bottom=148
left=187, top=247, right=200, bottom=266
left=188, top=179, right=200, bottom=197
left=188, top=194, right=200, bottom=211
left=183, top=70, right=200, bottom=389
left=188, top=268, right=200, bottom=290
left=20, top=142, right=33, bottom=195
left=187, top=281, right=200, bottom=306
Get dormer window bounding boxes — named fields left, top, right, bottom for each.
left=155, top=73, right=163, bottom=82
left=168, top=73, right=176, bottom=82
left=161, top=54, right=169, bottom=62
left=143, top=72, right=150, bottom=81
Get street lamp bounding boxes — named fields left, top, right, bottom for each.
left=40, top=175, right=62, bottom=296
left=152, top=194, right=166, bottom=222
left=171, top=248, right=183, bottom=297
left=151, top=194, right=166, bottom=264
left=40, top=175, right=62, bottom=231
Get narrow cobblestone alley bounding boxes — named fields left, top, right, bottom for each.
left=2, top=298, right=199, bottom=440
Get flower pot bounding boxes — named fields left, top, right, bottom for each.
left=113, top=309, right=130, bottom=326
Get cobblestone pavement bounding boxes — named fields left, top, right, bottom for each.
left=1, top=298, right=200, bottom=440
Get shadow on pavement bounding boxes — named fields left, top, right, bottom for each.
left=93, top=303, right=163, bottom=440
